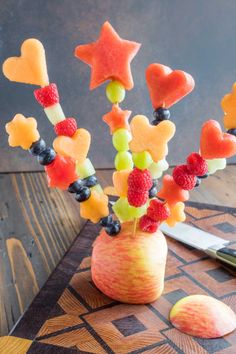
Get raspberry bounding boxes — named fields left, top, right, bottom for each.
left=127, top=189, right=148, bottom=207
left=54, top=118, right=77, bottom=137
left=187, top=152, right=208, bottom=176
left=139, top=215, right=160, bottom=233
left=34, top=83, right=59, bottom=108
left=147, top=199, right=170, bottom=221
left=173, top=165, right=196, bottom=190
left=128, top=168, right=152, bottom=191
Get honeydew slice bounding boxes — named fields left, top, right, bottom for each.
left=44, top=103, right=65, bottom=125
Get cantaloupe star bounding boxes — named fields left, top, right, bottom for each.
left=5, top=114, right=40, bottom=150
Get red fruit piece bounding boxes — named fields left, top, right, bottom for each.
left=54, top=118, right=77, bottom=137
left=158, top=175, right=189, bottom=207
left=173, top=165, right=196, bottom=190
left=45, top=155, right=78, bottom=190
left=200, top=119, right=236, bottom=159
left=146, top=63, right=195, bottom=109
left=34, top=83, right=59, bottom=108
left=147, top=199, right=170, bottom=222
left=186, top=152, right=208, bottom=176
left=139, top=215, right=160, bottom=233
left=75, top=21, right=141, bottom=90
left=103, top=104, right=131, bottom=134
left=127, top=189, right=148, bottom=207
left=128, top=168, right=152, bottom=191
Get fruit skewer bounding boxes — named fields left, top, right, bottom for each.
left=3, top=38, right=120, bottom=236
left=75, top=22, right=176, bottom=231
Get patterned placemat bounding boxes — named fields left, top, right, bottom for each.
left=2, top=201, right=236, bottom=354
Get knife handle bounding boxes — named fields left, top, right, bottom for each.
left=216, top=247, right=236, bottom=268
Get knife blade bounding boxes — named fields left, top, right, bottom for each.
left=160, top=223, right=236, bottom=269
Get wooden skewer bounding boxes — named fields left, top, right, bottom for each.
left=132, top=218, right=138, bottom=238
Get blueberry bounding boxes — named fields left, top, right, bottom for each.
left=194, top=177, right=201, bottom=187
left=99, top=215, right=112, bottom=227
left=153, top=107, right=170, bottom=120
left=152, top=179, right=158, bottom=187
left=152, top=119, right=159, bottom=126
left=75, top=187, right=91, bottom=202
left=149, top=186, right=158, bottom=198
left=68, top=179, right=83, bottom=193
left=29, top=139, right=46, bottom=156
left=198, top=173, right=209, bottom=179
left=37, top=148, right=56, bottom=165
left=105, top=220, right=121, bottom=236
left=227, top=128, right=236, bottom=136
left=83, top=175, right=98, bottom=188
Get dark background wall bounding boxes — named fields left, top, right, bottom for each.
left=1, top=0, right=236, bottom=172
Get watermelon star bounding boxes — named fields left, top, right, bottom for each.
left=158, top=175, right=189, bottom=207
left=75, top=21, right=141, bottom=90
left=103, top=104, right=131, bottom=134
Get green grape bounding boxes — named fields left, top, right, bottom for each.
left=207, top=158, right=226, bottom=174
left=91, top=184, right=103, bottom=194
left=112, top=129, right=131, bottom=151
left=76, top=158, right=95, bottom=179
left=132, top=151, right=153, bottom=169
left=112, top=197, right=147, bottom=222
left=106, top=80, right=126, bottom=103
left=148, top=159, right=169, bottom=178
left=115, top=151, right=133, bottom=170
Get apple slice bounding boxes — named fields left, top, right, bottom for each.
left=170, top=294, right=236, bottom=338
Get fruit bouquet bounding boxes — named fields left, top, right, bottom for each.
left=4, top=22, right=236, bottom=310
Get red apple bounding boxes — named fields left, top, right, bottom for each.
left=170, top=294, right=236, bottom=338
left=91, top=222, right=167, bottom=304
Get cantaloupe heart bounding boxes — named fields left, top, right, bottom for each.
left=2, top=38, right=49, bottom=86
left=53, top=129, right=91, bottom=163
left=200, top=120, right=236, bottom=159
left=146, top=63, right=195, bottom=109
left=129, top=115, right=176, bottom=162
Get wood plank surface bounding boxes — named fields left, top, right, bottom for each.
left=0, top=172, right=86, bottom=336
left=8, top=202, right=236, bottom=353
left=0, top=167, right=235, bottom=337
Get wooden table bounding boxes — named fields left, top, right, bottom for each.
left=0, top=167, right=236, bottom=353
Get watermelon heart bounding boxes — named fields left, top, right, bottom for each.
left=200, top=120, right=236, bottom=159
left=146, top=63, right=195, bottom=109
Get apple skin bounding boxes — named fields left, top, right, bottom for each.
left=91, top=222, right=167, bottom=304
left=170, top=294, right=236, bottom=338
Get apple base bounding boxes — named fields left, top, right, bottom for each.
left=91, top=222, right=168, bottom=304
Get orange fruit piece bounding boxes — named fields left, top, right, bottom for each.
left=53, top=128, right=91, bottom=163
left=200, top=120, right=236, bottom=159
left=5, top=114, right=40, bottom=150
left=166, top=202, right=186, bottom=227
left=158, top=175, right=189, bottom=207
left=103, top=104, right=131, bottom=134
left=103, top=186, right=118, bottom=196
left=221, top=82, right=236, bottom=130
left=3, top=38, right=49, bottom=87
left=80, top=189, right=109, bottom=223
left=129, top=115, right=176, bottom=162
left=75, top=21, right=141, bottom=90
left=112, top=169, right=132, bottom=197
